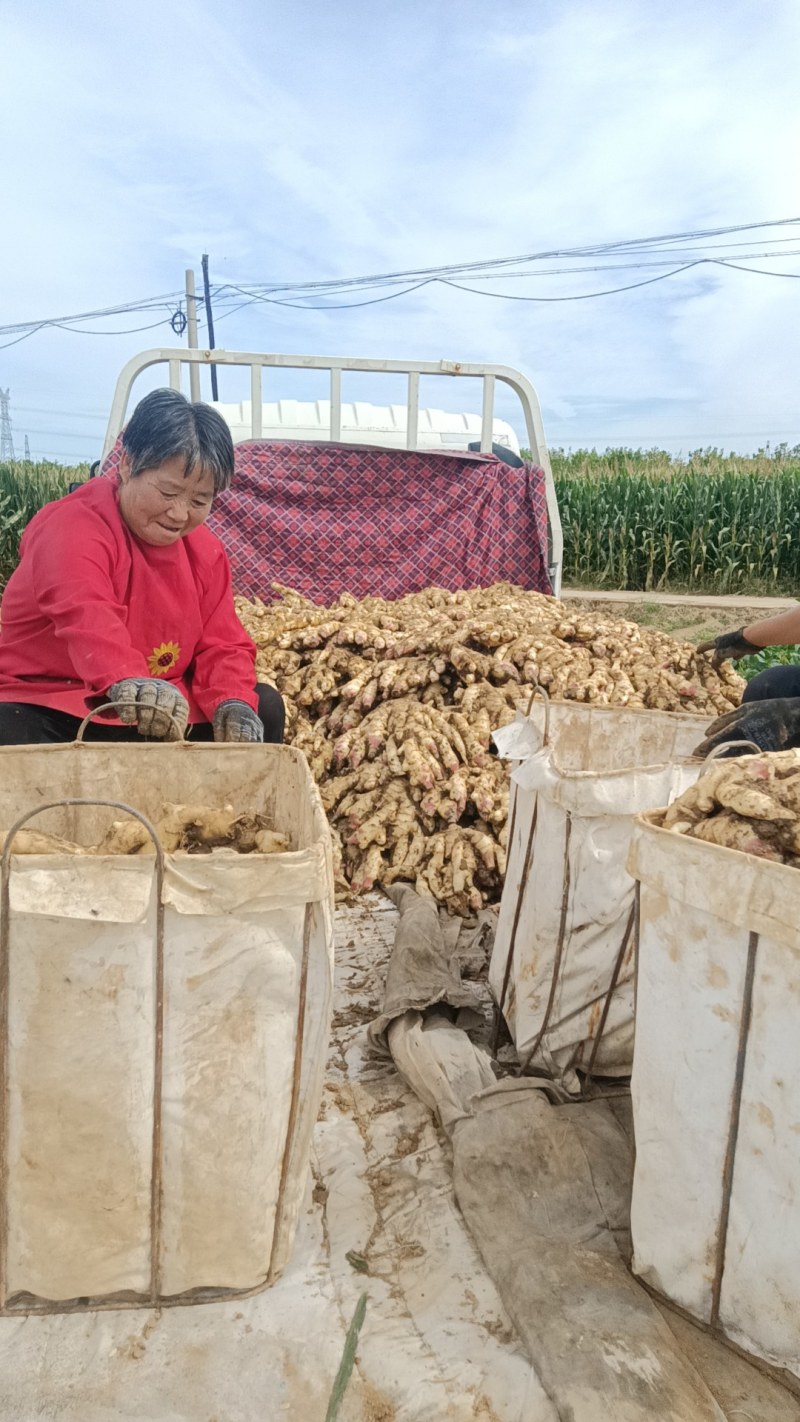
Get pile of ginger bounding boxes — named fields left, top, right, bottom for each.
left=236, top=582, right=744, bottom=913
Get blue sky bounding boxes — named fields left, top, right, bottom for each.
left=2, top=0, right=800, bottom=462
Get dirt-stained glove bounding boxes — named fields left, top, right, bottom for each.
left=693, top=697, right=800, bottom=757
left=213, top=699, right=264, bottom=743
left=697, top=627, right=759, bottom=669
left=106, top=678, right=189, bottom=740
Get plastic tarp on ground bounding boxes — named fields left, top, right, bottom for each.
left=0, top=890, right=794, bottom=1419
left=372, top=888, right=800, bottom=1422
left=490, top=700, right=705, bottom=1085
left=0, top=741, right=334, bottom=1307
left=629, top=810, right=800, bottom=1388
left=99, top=438, right=553, bottom=602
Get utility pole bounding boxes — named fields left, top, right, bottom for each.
left=0, top=389, right=15, bottom=462
left=185, top=269, right=201, bottom=402
left=201, top=254, right=219, bottom=400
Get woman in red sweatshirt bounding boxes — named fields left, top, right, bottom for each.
left=0, top=388, right=284, bottom=745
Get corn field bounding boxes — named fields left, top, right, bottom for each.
left=0, top=462, right=76, bottom=589
left=550, top=449, right=800, bottom=594
left=1, top=450, right=800, bottom=596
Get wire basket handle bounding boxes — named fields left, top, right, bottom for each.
left=524, top=682, right=551, bottom=748
left=702, top=739, right=763, bottom=765
left=75, top=704, right=186, bottom=744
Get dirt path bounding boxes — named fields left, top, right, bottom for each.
left=562, top=588, right=796, bottom=643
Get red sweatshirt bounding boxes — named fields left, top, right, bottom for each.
left=0, top=478, right=257, bottom=722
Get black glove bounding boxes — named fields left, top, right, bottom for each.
left=697, top=627, right=759, bottom=669
left=693, top=696, right=800, bottom=757
left=213, top=699, right=264, bottom=743
left=106, top=678, right=189, bottom=740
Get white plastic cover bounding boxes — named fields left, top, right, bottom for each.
left=490, top=701, right=704, bottom=1082
left=628, top=814, right=800, bottom=1383
left=212, top=398, right=522, bottom=453
left=0, top=742, right=334, bottom=1307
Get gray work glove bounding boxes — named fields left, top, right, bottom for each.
left=213, top=699, right=264, bottom=743
left=697, top=627, right=759, bottom=669
left=106, top=678, right=189, bottom=740
left=694, top=696, right=800, bottom=757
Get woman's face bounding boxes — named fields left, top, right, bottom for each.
left=117, top=452, right=215, bottom=547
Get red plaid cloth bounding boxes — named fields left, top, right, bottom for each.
left=102, top=439, right=552, bottom=602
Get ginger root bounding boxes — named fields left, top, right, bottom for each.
left=661, top=749, right=800, bottom=867
left=234, top=580, right=745, bottom=914
left=1, top=804, right=290, bottom=859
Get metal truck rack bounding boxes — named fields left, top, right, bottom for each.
left=102, top=347, right=563, bottom=593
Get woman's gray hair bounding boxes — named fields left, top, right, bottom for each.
left=122, top=388, right=234, bottom=494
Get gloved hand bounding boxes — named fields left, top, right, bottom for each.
left=213, top=699, right=264, bottom=743
left=697, top=627, right=759, bottom=669
left=693, top=696, right=800, bottom=757
left=106, top=678, right=189, bottom=740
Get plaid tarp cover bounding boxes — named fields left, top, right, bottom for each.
left=101, top=438, right=552, bottom=603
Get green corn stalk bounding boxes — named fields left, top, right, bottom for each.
left=552, top=450, right=800, bottom=594
left=0, top=460, right=79, bottom=590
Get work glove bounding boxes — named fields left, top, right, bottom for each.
left=213, top=699, right=264, bottom=743
left=693, top=696, right=800, bottom=758
left=106, top=678, right=189, bottom=740
left=697, top=627, right=759, bottom=669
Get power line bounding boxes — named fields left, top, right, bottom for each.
left=0, top=216, right=798, bottom=347
left=220, top=278, right=436, bottom=311
left=711, top=258, right=800, bottom=279
left=12, top=405, right=106, bottom=419
left=218, top=216, right=800, bottom=295
left=0, top=290, right=183, bottom=335
left=440, top=263, right=706, bottom=303
left=13, top=425, right=105, bottom=439
left=0, top=326, right=50, bottom=353
left=219, top=253, right=799, bottom=312
left=50, top=317, right=180, bottom=336
left=0, top=316, right=177, bottom=352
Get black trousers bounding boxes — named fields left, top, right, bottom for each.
left=741, top=664, right=800, bottom=703
left=0, top=684, right=285, bottom=745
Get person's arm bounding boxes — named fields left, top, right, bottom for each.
left=188, top=542, right=258, bottom=722
left=742, top=605, right=800, bottom=648
left=29, top=514, right=150, bottom=693
left=698, top=604, right=800, bottom=667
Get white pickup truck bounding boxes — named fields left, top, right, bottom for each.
left=0, top=349, right=794, bottom=1422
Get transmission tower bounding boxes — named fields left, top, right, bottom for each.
left=24, top=435, right=31, bottom=461
left=0, top=389, right=15, bottom=461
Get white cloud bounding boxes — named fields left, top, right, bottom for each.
left=2, top=0, right=799, bottom=458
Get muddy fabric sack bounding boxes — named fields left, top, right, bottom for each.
left=0, top=742, right=334, bottom=1310
left=628, top=813, right=800, bottom=1385
left=489, top=700, right=703, bottom=1086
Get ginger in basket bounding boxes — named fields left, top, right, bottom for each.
left=662, top=749, right=800, bottom=865
left=1, top=805, right=289, bottom=858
